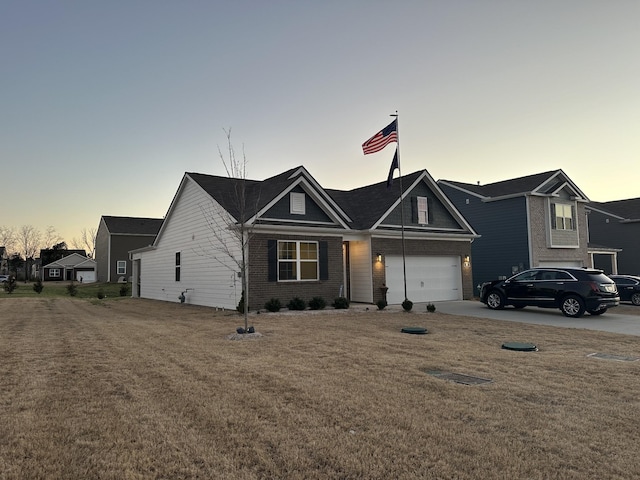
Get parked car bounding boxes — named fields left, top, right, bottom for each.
left=609, top=275, right=640, bottom=306
left=479, top=267, right=619, bottom=318
left=0, top=274, right=10, bottom=283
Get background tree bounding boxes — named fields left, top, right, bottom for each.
left=42, top=226, right=63, bottom=249
left=8, top=253, right=23, bottom=279
left=17, top=225, right=41, bottom=281
left=72, top=227, right=97, bottom=258
left=0, top=226, right=16, bottom=253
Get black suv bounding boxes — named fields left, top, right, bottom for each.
left=479, top=267, right=619, bottom=318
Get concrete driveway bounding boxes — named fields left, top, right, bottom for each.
left=430, top=300, right=640, bottom=336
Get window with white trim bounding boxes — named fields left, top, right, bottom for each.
left=117, top=261, right=127, bottom=275
left=49, top=268, right=60, bottom=278
left=290, top=192, right=306, bottom=215
left=278, top=241, right=318, bottom=281
left=554, top=203, right=574, bottom=230
left=417, top=196, right=428, bottom=225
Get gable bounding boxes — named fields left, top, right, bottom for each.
left=374, top=172, right=477, bottom=235
left=260, top=185, right=341, bottom=227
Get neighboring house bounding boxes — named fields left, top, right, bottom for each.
left=95, top=216, right=163, bottom=283
left=439, top=170, right=600, bottom=292
left=130, top=166, right=478, bottom=309
left=0, top=246, right=7, bottom=275
left=42, top=253, right=97, bottom=282
left=587, top=198, right=640, bottom=275
left=38, top=248, right=87, bottom=280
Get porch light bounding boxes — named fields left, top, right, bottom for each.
left=376, top=253, right=383, bottom=262
left=463, top=255, right=471, bottom=268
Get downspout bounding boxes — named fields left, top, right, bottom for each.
left=526, top=195, right=534, bottom=268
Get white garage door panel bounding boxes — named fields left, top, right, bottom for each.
left=385, top=255, right=461, bottom=304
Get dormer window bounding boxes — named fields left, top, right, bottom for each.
left=417, top=196, right=429, bottom=225
left=290, top=192, right=306, bottom=215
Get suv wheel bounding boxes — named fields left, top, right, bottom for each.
left=561, top=295, right=585, bottom=318
left=486, top=290, right=505, bottom=310
left=631, top=293, right=640, bottom=306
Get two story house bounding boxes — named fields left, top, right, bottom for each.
left=587, top=198, right=640, bottom=275
left=439, top=170, right=591, bottom=291
left=95, top=216, right=163, bottom=283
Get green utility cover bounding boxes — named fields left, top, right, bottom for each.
left=401, top=327, right=428, bottom=335
left=502, top=342, right=537, bottom=352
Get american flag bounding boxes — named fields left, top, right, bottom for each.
left=362, top=119, right=397, bottom=155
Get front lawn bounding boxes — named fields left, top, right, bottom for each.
left=1, top=281, right=129, bottom=299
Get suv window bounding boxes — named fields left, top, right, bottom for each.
left=585, top=272, right=614, bottom=284
left=511, top=271, right=539, bottom=282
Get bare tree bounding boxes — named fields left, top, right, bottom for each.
left=42, top=226, right=63, bottom=249
left=0, top=225, right=16, bottom=252
left=72, top=227, right=97, bottom=258
left=17, top=225, right=41, bottom=281
left=200, top=129, right=260, bottom=332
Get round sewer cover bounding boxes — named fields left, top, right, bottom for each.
left=401, top=327, right=428, bottom=335
left=502, top=342, right=538, bottom=352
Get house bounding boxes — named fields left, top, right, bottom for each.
left=587, top=198, right=640, bottom=275
left=42, top=253, right=97, bottom=282
left=130, top=166, right=478, bottom=309
left=439, top=170, right=598, bottom=292
left=37, top=248, right=87, bottom=280
left=0, top=246, right=7, bottom=275
left=95, top=216, right=163, bottom=283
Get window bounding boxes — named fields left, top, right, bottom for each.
left=553, top=203, right=574, bottom=230
left=290, top=192, right=306, bottom=215
left=417, top=196, right=428, bottom=225
left=49, top=268, right=60, bottom=278
left=117, top=261, right=127, bottom=275
left=175, top=252, right=181, bottom=282
left=277, top=241, right=318, bottom=281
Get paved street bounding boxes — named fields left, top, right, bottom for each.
left=430, top=300, right=640, bottom=336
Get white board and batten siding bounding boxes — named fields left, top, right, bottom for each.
left=134, top=178, right=242, bottom=309
left=385, top=255, right=462, bottom=304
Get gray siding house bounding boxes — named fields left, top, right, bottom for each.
left=439, top=170, right=592, bottom=292
left=131, top=166, right=478, bottom=309
left=95, top=216, right=163, bottom=282
left=587, top=198, right=640, bottom=275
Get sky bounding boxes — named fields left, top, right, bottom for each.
left=1, top=1, right=638, bottom=247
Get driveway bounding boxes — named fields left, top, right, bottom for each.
left=431, top=300, right=640, bottom=336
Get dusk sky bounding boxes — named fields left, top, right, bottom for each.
left=1, top=1, right=638, bottom=247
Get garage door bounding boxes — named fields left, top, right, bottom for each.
left=384, top=255, right=461, bottom=304
left=76, top=271, right=96, bottom=283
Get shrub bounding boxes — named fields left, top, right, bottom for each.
left=264, top=298, right=282, bottom=312
left=32, top=278, right=44, bottom=294
left=402, top=299, right=413, bottom=312
left=119, top=284, right=129, bottom=297
left=97, top=289, right=105, bottom=299
left=332, top=297, right=350, bottom=309
left=4, top=277, right=17, bottom=294
left=287, top=297, right=306, bottom=311
left=308, top=296, right=326, bottom=310
left=66, top=282, right=78, bottom=297
left=376, top=299, right=387, bottom=310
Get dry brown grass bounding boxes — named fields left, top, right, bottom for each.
left=1, top=298, right=640, bottom=479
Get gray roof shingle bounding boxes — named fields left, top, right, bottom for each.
left=103, top=216, right=163, bottom=235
